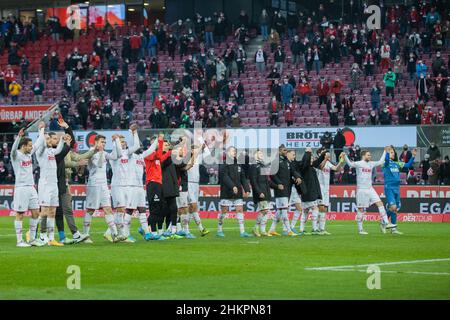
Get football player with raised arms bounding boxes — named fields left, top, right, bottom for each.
left=82, top=134, right=126, bottom=243
left=316, top=148, right=345, bottom=235
left=104, top=124, right=140, bottom=242
left=343, top=147, right=396, bottom=234
left=10, top=124, right=46, bottom=247
left=35, top=121, right=71, bottom=246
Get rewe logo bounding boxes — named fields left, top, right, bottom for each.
left=366, top=5, right=381, bottom=30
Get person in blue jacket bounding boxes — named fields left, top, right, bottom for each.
left=382, top=145, right=416, bottom=234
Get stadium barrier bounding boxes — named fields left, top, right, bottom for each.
left=0, top=185, right=448, bottom=222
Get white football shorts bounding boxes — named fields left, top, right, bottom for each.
left=256, top=200, right=270, bottom=212
left=187, top=182, right=199, bottom=204
left=289, top=186, right=302, bottom=205
left=176, top=191, right=189, bottom=208
left=111, top=186, right=130, bottom=208
left=302, top=200, right=319, bottom=209
left=127, top=186, right=147, bottom=209
left=318, top=189, right=330, bottom=207
left=38, top=182, right=59, bottom=207
left=13, top=186, right=39, bottom=212
left=220, top=199, right=244, bottom=207
left=86, top=185, right=111, bottom=210
left=356, top=187, right=381, bottom=208
left=275, top=197, right=289, bottom=209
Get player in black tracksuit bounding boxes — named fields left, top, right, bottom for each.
left=269, top=146, right=302, bottom=236
left=294, top=148, right=325, bottom=234
left=248, top=149, right=277, bottom=237
left=160, top=142, right=180, bottom=238
left=218, top=147, right=251, bottom=237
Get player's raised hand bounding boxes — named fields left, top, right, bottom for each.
left=63, top=134, right=72, bottom=145
left=305, top=147, right=313, bottom=153
left=111, top=134, right=119, bottom=141
left=18, top=128, right=25, bottom=137
left=295, top=177, right=302, bottom=185
left=158, top=132, right=165, bottom=140
left=339, top=152, right=346, bottom=159
left=58, top=120, right=69, bottom=129
left=412, top=148, right=417, bottom=157
left=38, top=121, right=45, bottom=130
left=129, top=123, right=138, bottom=133
left=384, top=145, right=391, bottom=152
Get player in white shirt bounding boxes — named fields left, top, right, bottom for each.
left=314, top=149, right=344, bottom=235
left=104, top=125, right=140, bottom=243
left=173, top=140, right=202, bottom=238
left=10, top=125, right=46, bottom=247
left=128, top=136, right=158, bottom=241
left=288, top=152, right=303, bottom=234
left=343, top=147, right=396, bottom=234
left=82, top=134, right=126, bottom=243
left=35, top=122, right=71, bottom=246
left=186, top=137, right=211, bottom=237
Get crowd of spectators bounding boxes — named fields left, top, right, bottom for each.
left=259, top=1, right=450, bottom=126
left=0, top=2, right=449, bottom=130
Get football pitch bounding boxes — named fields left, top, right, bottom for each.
left=0, top=217, right=449, bottom=300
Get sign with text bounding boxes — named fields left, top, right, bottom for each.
left=0, top=105, right=51, bottom=122
left=1, top=185, right=449, bottom=216
left=280, top=127, right=417, bottom=149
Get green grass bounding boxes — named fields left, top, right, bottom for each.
left=0, top=217, right=449, bottom=300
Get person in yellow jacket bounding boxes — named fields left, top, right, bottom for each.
left=8, top=81, right=22, bottom=105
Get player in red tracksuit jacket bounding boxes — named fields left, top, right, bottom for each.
left=144, top=134, right=172, bottom=238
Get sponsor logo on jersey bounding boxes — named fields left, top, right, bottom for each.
left=21, top=160, right=32, bottom=167
left=48, top=155, right=56, bottom=161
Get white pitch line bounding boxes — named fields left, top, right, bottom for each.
left=310, top=268, right=450, bottom=276
left=305, top=258, right=450, bottom=271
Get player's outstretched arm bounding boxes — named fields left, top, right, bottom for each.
left=142, top=138, right=159, bottom=158
left=32, top=123, right=46, bottom=156
left=106, top=136, right=121, bottom=160
left=11, top=129, right=24, bottom=160
left=127, top=124, right=141, bottom=155
left=54, top=134, right=67, bottom=155
left=343, top=152, right=356, bottom=168
left=373, top=149, right=388, bottom=167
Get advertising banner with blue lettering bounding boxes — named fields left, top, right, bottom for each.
left=279, top=126, right=417, bottom=149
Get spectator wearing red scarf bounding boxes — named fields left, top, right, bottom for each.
left=316, top=77, right=329, bottom=105
left=330, top=78, right=344, bottom=100
left=285, top=100, right=295, bottom=126
left=421, top=106, right=434, bottom=125
left=268, top=96, right=280, bottom=126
